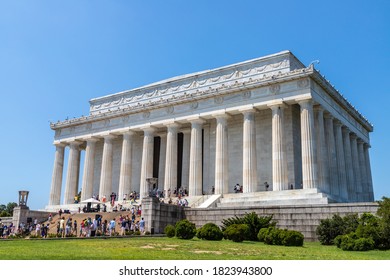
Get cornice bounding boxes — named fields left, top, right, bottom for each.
left=50, top=65, right=310, bottom=130
left=309, top=68, right=373, bottom=132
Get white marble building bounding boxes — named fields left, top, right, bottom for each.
left=47, top=51, right=374, bottom=210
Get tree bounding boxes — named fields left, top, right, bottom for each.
left=0, top=202, right=17, bottom=217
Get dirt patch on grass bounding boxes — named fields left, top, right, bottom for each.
left=192, top=250, right=223, bottom=255
left=140, top=245, right=155, bottom=249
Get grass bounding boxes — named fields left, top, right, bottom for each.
left=0, top=237, right=390, bottom=260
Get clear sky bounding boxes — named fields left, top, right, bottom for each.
left=0, top=0, right=389, bottom=210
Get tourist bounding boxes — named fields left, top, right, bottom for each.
left=102, top=220, right=108, bottom=236
left=109, top=218, right=116, bottom=236
left=73, top=220, right=77, bottom=235
left=120, top=218, right=126, bottom=236
left=35, top=223, right=41, bottom=237
left=59, top=217, right=65, bottom=238
left=139, top=217, right=145, bottom=234
left=58, top=209, right=63, bottom=218
left=48, top=213, right=52, bottom=223
left=65, top=217, right=72, bottom=237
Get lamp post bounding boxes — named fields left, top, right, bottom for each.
left=146, top=178, right=158, bottom=197
left=18, top=190, right=29, bottom=207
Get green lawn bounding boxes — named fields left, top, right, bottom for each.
left=1, top=237, right=389, bottom=260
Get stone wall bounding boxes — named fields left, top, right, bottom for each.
left=142, top=197, right=185, bottom=234
left=12, top=207, right=55, bottom=229
left=184, top=203, right=378, bottom=241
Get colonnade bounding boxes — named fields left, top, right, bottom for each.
left=48, top=98, right=373, bottom=206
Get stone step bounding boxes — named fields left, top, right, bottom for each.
left=220, top=193, right=327, bottom=203
left=221, top=188, right=321, bottom=200
left=216, top=197, right=329, bottom=207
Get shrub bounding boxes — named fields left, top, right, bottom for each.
left=221, top=212, right=275, bottom=241
left=353, top=237, right=375, bottom=251
left=164, top=225, right=175, bottom=238
left=258, top=227, right=304, bottom=247
left=196, top=223, right=223, bottom=241
left=257, top=227, right=272, bottom=242
left=282, top=230, right=304, bottom=246
left=264, top=228, right=286, bottom=245
left=316, top=214, right=345, bottom=245
left=223, top=224, right=249, bottom=242
left=175, top=219, right=197, bottom=240
left=145, top=231, right=151, bottom=235
left=336, top=233, right=375, bottom=251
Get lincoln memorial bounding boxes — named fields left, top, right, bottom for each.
left=46, top=51, right=374, bottom=211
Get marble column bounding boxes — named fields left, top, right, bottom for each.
left=188, top=118, right=204, bottom=196
left=49, top=143, right=66, bottom=205
left=158, top=133, right=166, bottom=191
left=140, top=127, right=155, bottom=200
left=364, top=143, right=374, bottom=201
left=164, top=122, right=179, bottom=197
left=334, top=120, right=348, bottom=200
left=242, top=109, right=258, bottom=193
left=118, top=131, right=134, bottom=202
left=214, top=114, right=229, bottom=195
left=63, top=141, right=82, bottom=205
left=299, top=99, right=318, bottom=189
left=314, top=106, right=330, bottom=194
left=324, top=113, right=339, bottom=197
left=99, top=135, right=116, bottom=200
left=181, top=129, right=191, bottom=191
left=80, top=138, right=98, bottom=201
left=357, top=139, right=368, bottom=201
left=270, top=104, right=287, bottom=191
left=350, top=134, right=362, bottom=201
left=342, top=127, right=355, bottom=202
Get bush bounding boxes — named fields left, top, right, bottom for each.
left=175, top=219, right=197, bottom=240
left=264, top=228, right=286, bottom=245
left=282, top=230, right=304, bottom=246
left=258, top=227, right=304, bottom=247
left=221, top=212, right=275, bottom=241
left=223, top=224, right=249, bottom=242
left=257, top=227, right=272, bottom=242
left=336, top=233, right=375, bottom=251
left=316, top=214, right=345, bottom=245
left=164, top=225, right=176, bottom=238
left=196, top=223, right=223, bottom=241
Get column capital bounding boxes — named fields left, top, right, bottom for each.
left=102, top=134, right=117, bottom=142
left=163, top=121, right=180, bottom=129
left=350, top=133, right=358, bottom=140
left=296, top=97, right=313, bottom=106
left=212, top=112, right=231, bottom=119
left=342, top=126, right=351, bottom=134
left=357, top=138, right=365, bottom=145
left=53, top=142, right=67, bottom=148
left=364, top=143, right=371, bottom=149
left=83, top=137, right=99, bottom=144
left=67, top=140, right=83, bottom=149
left=267, top=100, right=287, bottom=110
left=188, top=117, right=205, bottom=125
left=121, top=130, right=136, bottom=136
left=238, top=105, right=257, bottom=114
left=323, top=112, right=334, bottom=120
left=333, top=119, right=343, bottom=127
left=140, top=126, right=156, bottom=135
left=313, top=105, right=325, bottom=112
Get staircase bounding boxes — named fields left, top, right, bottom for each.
left=216, top=188, right=333, bottom=208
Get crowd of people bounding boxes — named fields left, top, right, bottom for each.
left=54, top=205, right=144, bottom=238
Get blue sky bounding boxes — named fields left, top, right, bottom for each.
left=0, top=0, right=389, bottom=210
